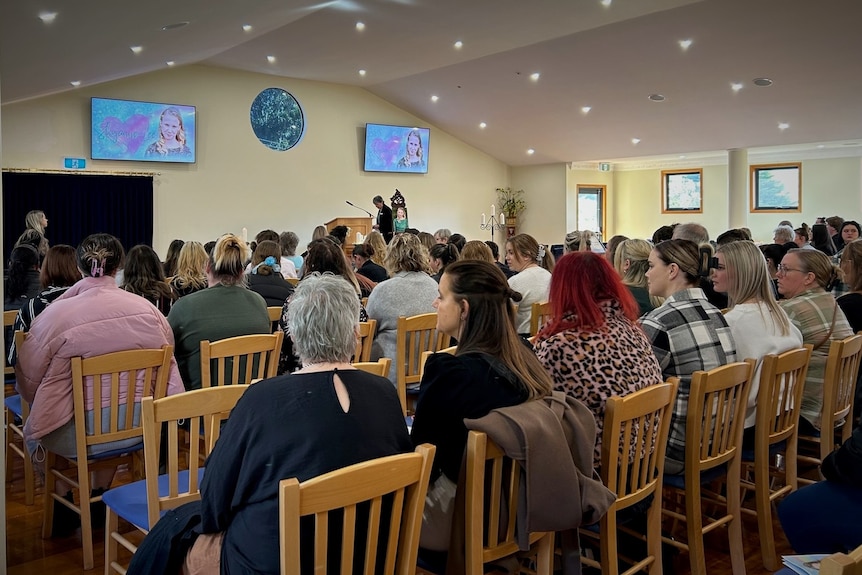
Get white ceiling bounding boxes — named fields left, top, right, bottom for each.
left=3, top=0, right=861, bottom=166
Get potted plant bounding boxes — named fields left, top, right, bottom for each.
left=496, top=187, right=525, bottom=237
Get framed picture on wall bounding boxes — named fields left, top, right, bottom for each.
left=661, top=169, right=703, bottom=213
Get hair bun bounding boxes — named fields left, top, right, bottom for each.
left=507, top=287, right=523, bottom=303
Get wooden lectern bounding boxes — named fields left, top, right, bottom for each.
left=325, top=217, right=373, bottom=256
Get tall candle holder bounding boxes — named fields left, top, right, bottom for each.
left=480, top=207, right=506, bottom=244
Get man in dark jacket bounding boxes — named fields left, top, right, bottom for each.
left=373, top=195, right=394, bottom=243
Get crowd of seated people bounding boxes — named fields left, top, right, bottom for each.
left=8, top=208, right=862, bottom=571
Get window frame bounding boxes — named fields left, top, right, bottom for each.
left=661, top=168, right=703, bottom=214
left=749, top=162, right=802, bottom=213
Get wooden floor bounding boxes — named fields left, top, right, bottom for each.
left=5, top=458, right=795, bottom=575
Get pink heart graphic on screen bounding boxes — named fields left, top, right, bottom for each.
left=371, top=137, right=401, bottom=166
left=99, top=114, right=150, bottom=154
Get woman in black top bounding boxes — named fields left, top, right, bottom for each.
left=247, top=240, right=294, bottom=307
left=4, top=244, right=41, bottom=312
left=352, top=243, right=388, bottom=283
left=121, top=245, right=175, bottom=316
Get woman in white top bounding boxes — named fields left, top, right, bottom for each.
left=711, top=240, right=803, bottom=434
left=505, top=233, right=555, bottom=335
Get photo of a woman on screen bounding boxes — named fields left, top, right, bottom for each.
left=145, top=107, right=191, bottom=158
left=396, top=129, right=425, bottom=169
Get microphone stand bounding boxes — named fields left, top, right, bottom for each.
left=345, top=200, right=373, bottom=217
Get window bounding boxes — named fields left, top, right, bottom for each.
left=577, top=185, right=606, bottom=239
left=750, top=163, right=801, bottom=212
left=661, top=169, right=702, bottom=214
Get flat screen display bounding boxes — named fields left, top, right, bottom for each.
left=91, top=97, right=196, bottom=163
left=363, top=123, right=429, bottom=174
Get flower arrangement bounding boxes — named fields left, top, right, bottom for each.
left=496, top=187, right=526, bottom=217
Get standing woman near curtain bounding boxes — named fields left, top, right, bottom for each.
left=24, top=209, right=48, bottom=236
left=4, top=244, right=42, bottom=311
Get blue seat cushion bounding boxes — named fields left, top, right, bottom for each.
left=663, top=463, right=728, bottom=489
left=102, top=467, right=206, bottom=530
left=5, top=394, right=23, bottom=417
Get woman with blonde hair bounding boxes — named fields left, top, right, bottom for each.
left=169, top=241, right=208, bottom=299
left=168, top=233, right=271, bottom=390
left=712, top=241, right=802, bottom=432
left=459, top=240, right=495, bottom=263
left=506, top=233, right=555, bottom=335
left=25, top=210, right=47, bottom=236
left=365, top=230, right=388, bottom=267
left=564, top=229, right=594, bottom=253
left=614, top=238, right=662, bottom=315
left=778, top=248, right=853, bottom=432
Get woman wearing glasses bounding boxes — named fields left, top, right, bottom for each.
left=777, top=249, right=852, bottom=433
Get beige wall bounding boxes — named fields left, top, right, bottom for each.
left=1, top=65, right=509, bottom=255
left=510, top=163, right=567, bottom=247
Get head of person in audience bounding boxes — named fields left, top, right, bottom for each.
left=435, top=259, right=552, bottom=399
left=716, top=228, right=751, bottom=246
left=25, top=209, right=47, bottom=235
left=203, top=240, right=216, bottom=255
left=712, top=241, right=780, bottom=310
left=311, top=225, right=328, bottom=242
left=16, top=228, right=49, bottom=259
left=779, top=220, right=794, bottom=227
left=540, top=252, right=639, bottom=338
left=841, top=221, right=861, bottom=245
left=826, top=216, right=845, bottom=238
left=329, top=225, right=349, bottom=246
left=672, top=222, right=710, bottom=245
left=429, top=242, right=460, bottom=275
left=417, top=231, right=436, bottom=253
left=280, top=231, right=300, bottom=257
left=505, top=233, right=555, bottom=273
left=793, top=224, right=811, bottom=248
left=207, top=233, right=250, bottom=287
left=811, top=223, right=836, bottom=254
left=605, top=234, right=628, bottom=264
left=351, top=243, right=374, bottom=269
left=760, top=243, right=790, bottom=279
left=173, top=241, right=208, bottom=285
left=645, top=239, right=705, bottom=298
left=163, top=238, right=184, bottom=277
left=613, top=239, right=652, bottom=287
left=433, top=228, right=452, bottom=245
left=460, top=240, right=495, bottom=264
left=484, top=240, right=502, bottom=263
left=364, top=231, right=388, bottom=263
left=302, top=237, right=362, bottom=294
left=77, top=233, right=125, bottom=279
left=773, top=224, right=795, bottom=245
left=563, top=229, right=593, bottom=253
left=250, top=240, right=282, bottom=276
left=447, top=233, right=466, bottom=253
left=122, top=244, right=173, bottom=300
left=285, top=273, right=360, bottom=366
left=39, top=244, right=79, bottom=290
left=840, top=240, right=862, bottom=293
left=651, top=224, right=677, bottom=245
left=5, top=244, right=41, bottom=300
left=777, top=248, right=839, bottom=300
left=385, top=233, right=431, bottom=275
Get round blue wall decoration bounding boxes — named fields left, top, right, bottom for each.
left=250, top=88, right=305, bottom=151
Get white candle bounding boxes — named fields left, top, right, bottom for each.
left=501, top=213, right=506, bottom=226
left=241, top=227, right=248, bottom=243
left=482, top=213, right=486, bottom=225
left=491, top=204, right=495, bottom=217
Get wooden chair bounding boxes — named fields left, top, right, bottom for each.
left=528, top=301, right=552, bottom=337
left=798, top=334, right=862, bottom=484
left=820, top=543, right=862, bottom=575
left=580, top=379, right=679, bottom=575
left=41, top=346, right=174, bottom=570
left=5, top=330, right=35, bottom=505
left=4, top=309, right=18, bottom=380
left=199, top=332, right=283, bottom=388
left=395, top=313, right=448, bottom=416
left=353, top=358, right=392, bottom=378
left=418, top=345, right=457, bottom=380
left=104, top=385, right=249, bottom=574
left=279, top=444, right=436, bottom=575
left=661, top=360, right=755, bottom=575
left=740, top=345, right=812, bottom=571
left=286, top=277, right=300, bottom=287
left=464, top=431, right=554, bottom=575
left=353, top=319, right=377, bottom=363
left=267, top=306, right=282, bottom=332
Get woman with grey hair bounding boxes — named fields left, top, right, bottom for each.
left=173, top=273, right=412, bottom=574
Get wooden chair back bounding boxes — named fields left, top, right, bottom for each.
left=199, top=332, right=283, bottom=388
left=528, top=301, right=552, bottom=337
left=353, top=358, right=392, bottom=378
left=6, top=330, right=34, bottom=505
left=142, top=385, right=249, bottom=528
left=465, top=431, right=553, bottom=575
left=279, top=444, right=436, bottom=575
left=419, top=345, right=457, bottom=380
left=4, top=309, right=17, bottom=377
left=286, top=277, right=300, bottom=287
left=582, top=379, right=679, bottom=575
left=395, top=313, right=448, bottom=415
left=267, top=306, right=282, bottom=332
left=817, top=334, right=862, bottom=461
left=354, top=319, right=377, bottom=363
left=820, top=543, right=862, bottom=575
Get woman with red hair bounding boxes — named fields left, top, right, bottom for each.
left=534, top=251, right=663, bottom=467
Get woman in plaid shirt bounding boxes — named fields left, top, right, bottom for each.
left=639, top=239, right=737, bottom=474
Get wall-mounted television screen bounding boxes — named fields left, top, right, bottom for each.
left=91, top=97, right=196, bottom=163
left=363, top=123, right=429, bottom=174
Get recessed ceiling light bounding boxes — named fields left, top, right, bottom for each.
left=70, top=81, right=81, bottom=87
left=530, top=72, right=541, bottom=82
left=581, top=106, right=592, bottom=114
left=358, top=69, right=366, bottom=76
left=526, top=149, right=535, bottom=155
left=753, top=77, right=773, bottom=87
left=648, top=94, right=665, bottom=102
left=778, top=122, right=789, bottom=130
left=731, top=82, right=744, bottom=92
left=454, top=40, right=463, bottom=49
left=267, top=55, right=276, bottom=63
left=38, top=11, right=58, bottom=23
left=479, top=122, right=487, bottom=129
left=631, top=138, right=641, bottom=145
left=679, top=155, right=686, bottom=159
left=242, top=24, right=253, bottom=32
left=130, top=46, right=143, bottom=54
left=431, top=95, right=439, bottom=102
left=166, top=61, right=175, bottom=67
left=600, top=0, right=612, bottom=6
left=678, top=39, right=693, bottom=51
left=355, top=21, right=365, bottom=31
left=161, top=21, right=189, bottom=31
left=817, top=144, right=825, bottom=149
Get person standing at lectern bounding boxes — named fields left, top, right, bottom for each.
left=373, top=195, right=394, bottom=243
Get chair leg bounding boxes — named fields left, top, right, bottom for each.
left=23, top=445, right=35, bottom=506
left=535, top=532, right=553, bottom=575
left=645, top=496, right=663, bottom=575
left=754, top=452, right=778, bottom=571
left=105, top=507, right=119, bottom=575
left=5, top=408, right=12, bottom=481
left=41, top=451, right=57, bottom=539
left=685, top=482, right=708, bottom=575
left=726, top=468, right=747, bottom=575
left=599, top=509, right=618, bottom=575
left=79, top=462, right=94, bottom=571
